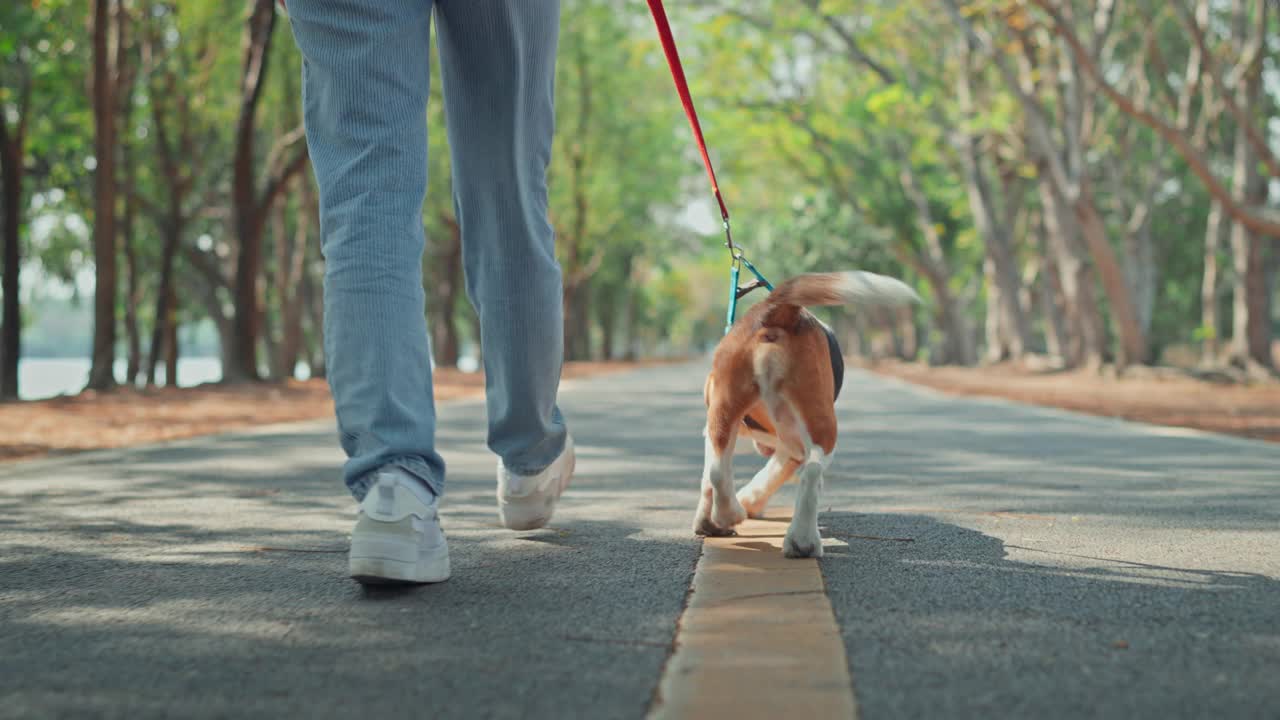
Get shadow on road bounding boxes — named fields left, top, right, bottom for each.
left=820, top=511, right=1280, bottom=719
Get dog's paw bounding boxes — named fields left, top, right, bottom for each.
left=782, top=527, right=824, bottom=559
left=711, top=497, right=748, bottom=530
left=693, top=513, right=738, bottom=537
left=737, top=490, right=768, bottom=519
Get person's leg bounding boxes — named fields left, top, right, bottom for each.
left=287, top=0, right=443, bottom=500
left=434, top=0, right=567, bottom=475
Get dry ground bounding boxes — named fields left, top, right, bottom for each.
left=0, top=361, right=667, bottom=463
left=867, top=359, right=1280, bottom=445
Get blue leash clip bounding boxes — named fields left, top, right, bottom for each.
left=724, top=251, right=774, bottom=334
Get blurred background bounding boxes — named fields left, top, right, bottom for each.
left=1, top=0, right=1277, bottom=404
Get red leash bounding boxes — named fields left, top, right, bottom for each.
left=646, top=0, right=736, bottom=254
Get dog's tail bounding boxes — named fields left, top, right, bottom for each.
left=768, top=271, right=920, bottom=308
left=757, top=271, right=919, bottom=328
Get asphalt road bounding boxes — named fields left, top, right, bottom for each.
left=2, top=362, right=1277, bottom=719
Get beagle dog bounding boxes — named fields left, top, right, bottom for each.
left=694, top=271, right=920, bottom=557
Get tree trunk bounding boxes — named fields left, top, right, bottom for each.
left=164, top=283, right=179, bottom=386
left=1074, top=184, right=1149, bottom=366
left=1034, top=212, right=1070, bottom=362
left=122, top=144, right=142, bottom=387
left=983, top=258, right=1005, bottom=362
left=955, top=57, right=1031, bottom=360
left=88, top=0, right=120, bottom=391
left=898, top=307, right=919, bottom=360
left=0, top=126, right=23, bottom=400
left=563, top=281, right=592, bottom=362
left=431, top=214, right=463, bottom=368
left=117, top=4, right=140, bottom=388
left=226, top=0, right=279, bottom=382
left=272, top=186, right=310, bottom=380
left=598, top=286, right=617, bottom=361
left=902, top=248, right=972, bottom=366
left=1123, top=214, right=1157, bottom=339
left=1201, top=199, right=1225, bottom=365
left=897, top=160, right=976, bottom=365
left=1227, top=0, right=1274, bottom=371
left=1038, top=171, right=1105, bottom=368
left=621, top=281, right=639, bottom=361
left=147, top=208, right=182, bottom=386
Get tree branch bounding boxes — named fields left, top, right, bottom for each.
left=1030, top=0, right=1280, bottom=238
left=183, top=243, right=230, bottom=290
left=1171, top=0, right=1280, bottom=179
left=799, top=0, right=897, bottom=85
left=257, top=141, right=310, bottom=219
left=943, top=0, right=1080, bottom=200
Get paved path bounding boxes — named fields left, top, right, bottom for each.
left=2, top=363, right=1278, bottom=719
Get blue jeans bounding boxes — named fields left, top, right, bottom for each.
left=287, top=0, right=567, bottom=500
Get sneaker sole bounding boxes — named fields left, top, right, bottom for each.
left=349, top=535, right=451, bottom=585
left=498, top=453, right=576, bottom=531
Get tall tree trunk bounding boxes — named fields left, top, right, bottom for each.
left=227, top=0, right=280, bottom=382
left=898, top=307, right=919, bottom=360
left=1034, top=211, right=1070, bottom=362
left=122, top=144, right=142, bottom=387
left=1038, top=171, right=1105, bottom=368
left=969, top=7, right=1138, bottom=368
left=560, top=30, right=595, bottom=364
left=1074, top=184, right=1149, bottom=366
left=164, top=283, right=179, bottom=386
left=882, top=307, right=905, bottom=359
left=1123, top=213, right=1157, bottom=340
left=88, top=0, right=121, bottom=391
left=0, top=117, right=24, bottom=400
left=147, top=210, right=182, bottom=386
left=598, top=286, right=617, bottom=361
left=955, top=53, right=1031, bottom=360
left=983, top=258, right=1006, bottom=362
left=1201, top=199, right=1225, bottom=365
left=1227, top=0, right=1274, bottom=371
left=271, top=183, right=310, bottom=380
left=563, top=281, right=592, bottom=361
left=262, top=191, right=286, bottom=379
left=117, top=5, right=140, bottom=387
left=897, top=163, right=975, bottom=366
left=621, top=280, right=639, bottom=362
left=431, top=214, right=463, bottom=368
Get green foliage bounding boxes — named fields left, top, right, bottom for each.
left=2, top=0, right=1267, bottom=383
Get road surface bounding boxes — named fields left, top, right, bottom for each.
left=2, top=362, right=1277, bottom=719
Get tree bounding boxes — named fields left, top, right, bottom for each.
left=1030, top=0, right=1274, bottom=371
left=0, top=27, right=33, bottom=399
left=225, top=0, right=308, bottom=382
left=550, top=0, right=687, bottom=361
left=87, top=0, right=124, bottom=391
left=946, top=0, right=1149, bottom=368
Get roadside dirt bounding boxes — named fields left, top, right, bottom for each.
left=0, top=361, right=668, bottom=463
left=867, top=360, right=1280, bottom=445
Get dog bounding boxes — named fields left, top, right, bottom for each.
left=693, top=270, right=920, bottom=557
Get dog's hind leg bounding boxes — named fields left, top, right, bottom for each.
left=693, top=425, right=748, bottom=536
left=693, top=398, right=752, bottom=536
left=737, top=456, right=802, bottom=519
left=768, top=399, right=835, bottom=559
left=783, top=448, right=827, bottom=558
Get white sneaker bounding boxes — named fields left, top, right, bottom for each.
left=348, top=469, right=450, bottom=584
left=496, top=435, right=575, bottom=530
